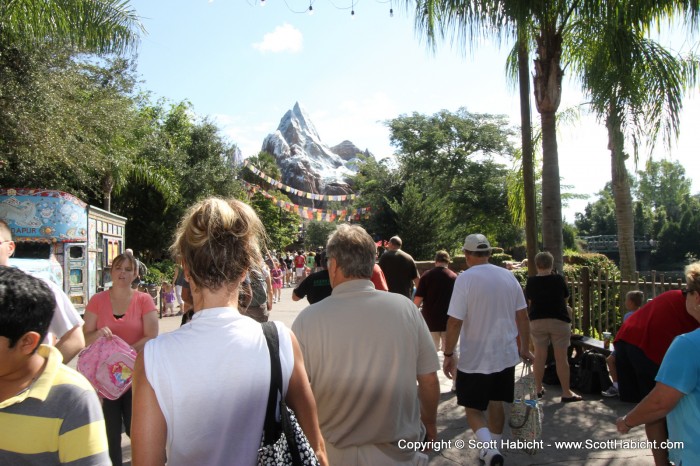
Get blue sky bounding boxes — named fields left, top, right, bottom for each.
left=130, top=0, right=699, bottom=221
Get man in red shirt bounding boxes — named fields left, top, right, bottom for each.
left=614, top=290, right=699, bottom=465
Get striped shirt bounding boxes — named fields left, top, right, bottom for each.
left=0, top=345, right=109, bottom=465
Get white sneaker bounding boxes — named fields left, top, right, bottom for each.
left=602, top=385, right=619, bottom=397
left=479, top=448, right=504, bottom=466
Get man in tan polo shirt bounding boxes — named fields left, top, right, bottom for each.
left=292, top=224, right=439, bottom=465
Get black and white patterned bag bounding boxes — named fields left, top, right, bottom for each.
left=258, top=322, right=319, bottom=466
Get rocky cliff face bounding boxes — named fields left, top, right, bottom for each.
left=331, top=140, right=372, bottom=161
left=260, top=103, right=369, bottom=206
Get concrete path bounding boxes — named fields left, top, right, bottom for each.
left=112, top=285, right=655, bottom=465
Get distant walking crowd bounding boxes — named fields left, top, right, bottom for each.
left=2, top=201, right=700, bottom=466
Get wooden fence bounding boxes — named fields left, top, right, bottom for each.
left=566, top=267, right=687, bottom=337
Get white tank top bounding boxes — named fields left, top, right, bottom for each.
left=144, top=308, right=294, bottom=466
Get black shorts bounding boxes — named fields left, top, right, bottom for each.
left=455, top=365, right=516, bottom=411
left=614, top=340, right=660, bottom=403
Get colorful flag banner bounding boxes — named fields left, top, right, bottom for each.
left=242, top=181, right=370, bottom=222
left=242, top=159, right=357, bottom=201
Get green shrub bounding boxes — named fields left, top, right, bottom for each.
left=490, top=253, right=513, bottom=268
left=151, top=260, right=175, bottom=282
left=142, top=267, right=164, bottom=285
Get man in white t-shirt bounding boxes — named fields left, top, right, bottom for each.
left=443, top=234, right=533, bottom=466
left=0, top=220, right=85, bottom=363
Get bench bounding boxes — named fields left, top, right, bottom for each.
left=570, top=334, right=612, bottom=357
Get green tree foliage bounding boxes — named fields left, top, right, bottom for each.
left=575, top=184, right=617, bottom=236
left=348, top=156, right=402, bottom=243
left=243, top=152, right=281, bottom=184
left=575, top=160, right=699, bottom=268
left=637, top=159, right=692, bottom=218
left=243, top=152, right=298, bottom=252
left=350, top=109, right=522, bottom=260
left=304, top=221, right=338, bottom=250
left=112, top=101, right=245, bottom=260
left=387, top=181, right=447, bottom=260
left=248, top=192, right=298, bottom=253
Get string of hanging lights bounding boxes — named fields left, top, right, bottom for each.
left=255, top=0, right=396, bottom=17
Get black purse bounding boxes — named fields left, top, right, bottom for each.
left=258, top=322, right=320, bottom=466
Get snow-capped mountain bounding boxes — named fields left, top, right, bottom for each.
left=260, top=102, right=371, bottom=206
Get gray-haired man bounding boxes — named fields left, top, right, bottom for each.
left=293, top=224, right=439, bottom=465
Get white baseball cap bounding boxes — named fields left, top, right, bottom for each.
left=462, top=234, right=492, bottom=252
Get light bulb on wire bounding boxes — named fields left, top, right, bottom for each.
left=260, top=0, right=266, bottom=6
left=389, top=7, right=393, bottom=17
left=308, top=3, right=313, bottom=14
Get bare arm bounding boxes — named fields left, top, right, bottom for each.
left=284, top=332, right=328, bottom=466
left=616, top=382, right=684, bottom=433
left=131, top=351, right=167, bottom=466
left=515, top=308, right=534, bottom=362
left=131, top=310, right=159, bottom=353
left=417, top=372, right=439, bottom=442
left=442, top=317, right=462, bottom=379
left=413, top=296, right=423, bottom=308
left=82, top=312, right=109, bottom=346
left=266, top=273, right=273, bottom=311
left=54, top=325, right=85, bottom=363
left=292, top=290, right=302, bottom=301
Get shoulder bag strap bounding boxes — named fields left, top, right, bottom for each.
left=262, top=322, right=305, bottom=466
left=261, top=321, right=283, bottom=445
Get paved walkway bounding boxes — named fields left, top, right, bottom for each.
left=114, top=285, right=655, bottom=465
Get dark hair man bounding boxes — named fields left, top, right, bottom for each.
left=0, top=219, right=85, bottom=363
left=0, top=266, right=109, bottom=465
left=378, top=235, right=419, bottom=298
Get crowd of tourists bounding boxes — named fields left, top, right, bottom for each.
left=1, top=200, right=700, bottom=466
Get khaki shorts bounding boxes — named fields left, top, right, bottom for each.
left=530, top=318, right=571, bottom=348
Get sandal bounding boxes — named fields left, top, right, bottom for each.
left=561, top=394, right=583, bottom=403
left=537, top=388, right=545, bottom=399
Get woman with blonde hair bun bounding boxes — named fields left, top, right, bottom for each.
left=131, top=197, right=327, bottom=466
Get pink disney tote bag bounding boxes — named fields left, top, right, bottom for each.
left=77, top=335, right=137, bottom=400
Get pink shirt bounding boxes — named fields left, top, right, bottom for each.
left=85, top=290, right=156, bottom=346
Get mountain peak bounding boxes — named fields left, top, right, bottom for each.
left=261, top=103, right=359, bottom=206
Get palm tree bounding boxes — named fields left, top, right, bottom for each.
left=408, top=0, right=698, bottom=274
left=0, top=0, right=142, bottom=54
left=408, top=0, right=578, bottom=273
left=568, top=6, right=698, bottom=279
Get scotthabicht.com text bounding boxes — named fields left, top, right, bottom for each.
left=398, top=438, right=684, bottom=452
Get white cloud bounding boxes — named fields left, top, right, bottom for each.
left=252, top=24, right=303, bottom=54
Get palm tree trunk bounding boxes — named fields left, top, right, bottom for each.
left=540, top=110, right=564, bottom=274
left=606, top=113, right=636, bottom=279
left=518, top=37, right=538, bottom=277
left=534, top=27, right=564, bottom=274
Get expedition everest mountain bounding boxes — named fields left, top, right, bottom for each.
left=259, top=102, right=373, bottom=206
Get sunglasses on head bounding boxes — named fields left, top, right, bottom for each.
left=682, top=288, right=696, bottom=298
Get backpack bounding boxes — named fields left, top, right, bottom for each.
left=77, top=335, right=137, bottom=400
left=571, top=351, right=612, bottom=394
left=249, top=267, right=268, bottom=307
